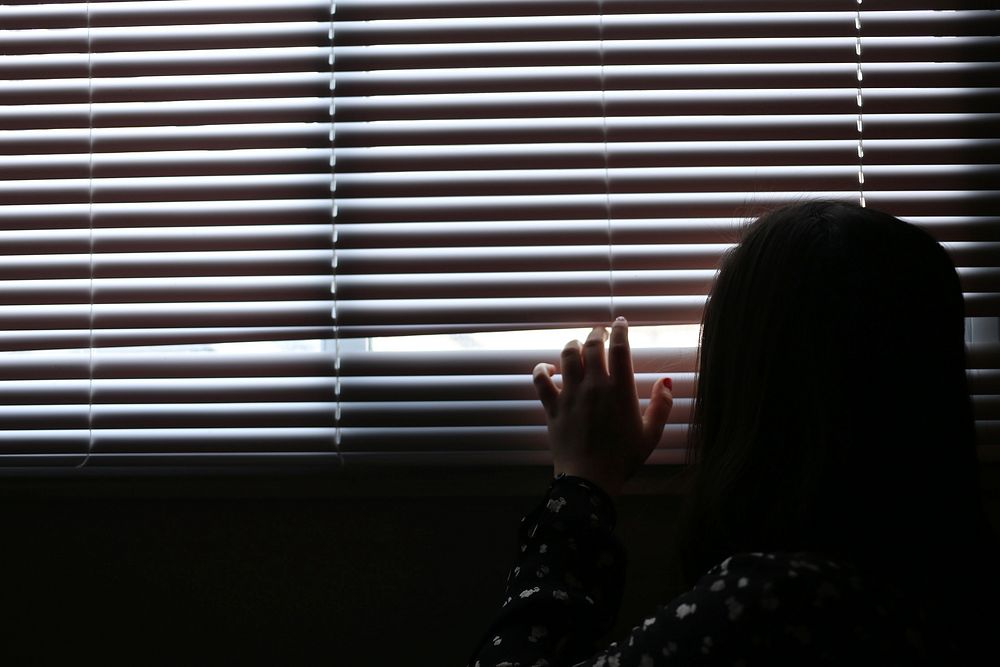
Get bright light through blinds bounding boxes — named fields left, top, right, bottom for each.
left=1, top=0, right=998, bottom=469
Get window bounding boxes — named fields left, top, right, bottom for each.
left=2, top=0, right=997, bottom=471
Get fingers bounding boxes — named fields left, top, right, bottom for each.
left=532, top=363, right=559, bottom=417
left=559, top=325, right=610, bottom=391
left=641, top=377, right=674, bottom=447
left=608, top=317, right=634, bottom=388
left=560, top=339, right=584, bottom=386
left=582, top=326, right=608, bottom=378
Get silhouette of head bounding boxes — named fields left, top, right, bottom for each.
left=678, top=200, right=985, bottom=592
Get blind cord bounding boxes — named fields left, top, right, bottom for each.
left=79, top=1, right=95, bottom=469
left=598, top=0, right=615, bottom=321
left=856, top=0, right=866, bottom=208
left=330, top=1, right=344, bottom=467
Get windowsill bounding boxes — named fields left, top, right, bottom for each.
left=1, top=462, right=998, bottom=500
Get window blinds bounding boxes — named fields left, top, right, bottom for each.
left=331, top=0, right=1000, bottom=466
left=1, top=0, right=338, bottom=466
left=1, top=0, right=998, bottom=469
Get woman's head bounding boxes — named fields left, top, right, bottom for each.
left=677, top=200, right=986, bottom=587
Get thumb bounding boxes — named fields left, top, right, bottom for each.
left=641, top=377, right=674, bottom=447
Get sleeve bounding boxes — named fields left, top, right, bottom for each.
left=468, top=474, right=627, bottom=667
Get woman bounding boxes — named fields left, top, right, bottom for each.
left=469, top=201, right=998, bottom=666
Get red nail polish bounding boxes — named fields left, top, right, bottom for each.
left=663, top=377, right=673, bottom=390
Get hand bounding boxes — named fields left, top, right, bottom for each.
left=532, top=317, right=674, bottom=496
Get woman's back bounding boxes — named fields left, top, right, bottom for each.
left=675, top=201, right=996, bottom=663
left=471, top=201, right=999, bottom=666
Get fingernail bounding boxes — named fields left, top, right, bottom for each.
left=615, top=316, right=626, bottom=323
left=663, top=377, right=673, bottom=391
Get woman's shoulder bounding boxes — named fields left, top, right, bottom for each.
left=622, top=552, right=927, bottom=665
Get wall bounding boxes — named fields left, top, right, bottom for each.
left=0, top=465, right=996, bottom=665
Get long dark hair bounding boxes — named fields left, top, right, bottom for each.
left=674, top=200, right=995, bottom=656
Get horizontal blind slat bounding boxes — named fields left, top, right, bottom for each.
left=0, top=377, right=338, bottom=405
left=330, top=139, right=1000, bottom=172
left=1, top=1, right=330, bottom=29
left=2, top=345, right=997, bottom=381
left=335, top=216, right=1000, bottom=247
left=3, top=46, right=332, bottom=79
left=10, top=370, right=997, bottom=404
left=334, top=114, right=1000, bottom=145
left=335, top=89, right=1000, bottom=122
left=332, top=165, right=999, bottom=198
left=5, top=72, right=331, bottom=106
left=1, top=149, right=333, bottom=180
left=0, top=250, right=333, bottom=280
left=0, top=327, right=333, bottom=353
left=332, top=63, right=1000, bottom=97
left=332, top=11, right=1000, bottom=46
left=331, top=36, right=1000, bottom=70
left=0, top=301, right=334, bottom=330
left=2, top=22, right=331, bottom=55
left=335, top=191, right=1000, bottom=223
left=2, top=174, right=332, bottom=205
left=0, top=275, right=331, bottom=304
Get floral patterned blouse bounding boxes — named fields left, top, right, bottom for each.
left=469, top=474, right=929, bottom=667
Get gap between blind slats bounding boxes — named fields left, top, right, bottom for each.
left=5, top=371, right=998, bottom=404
